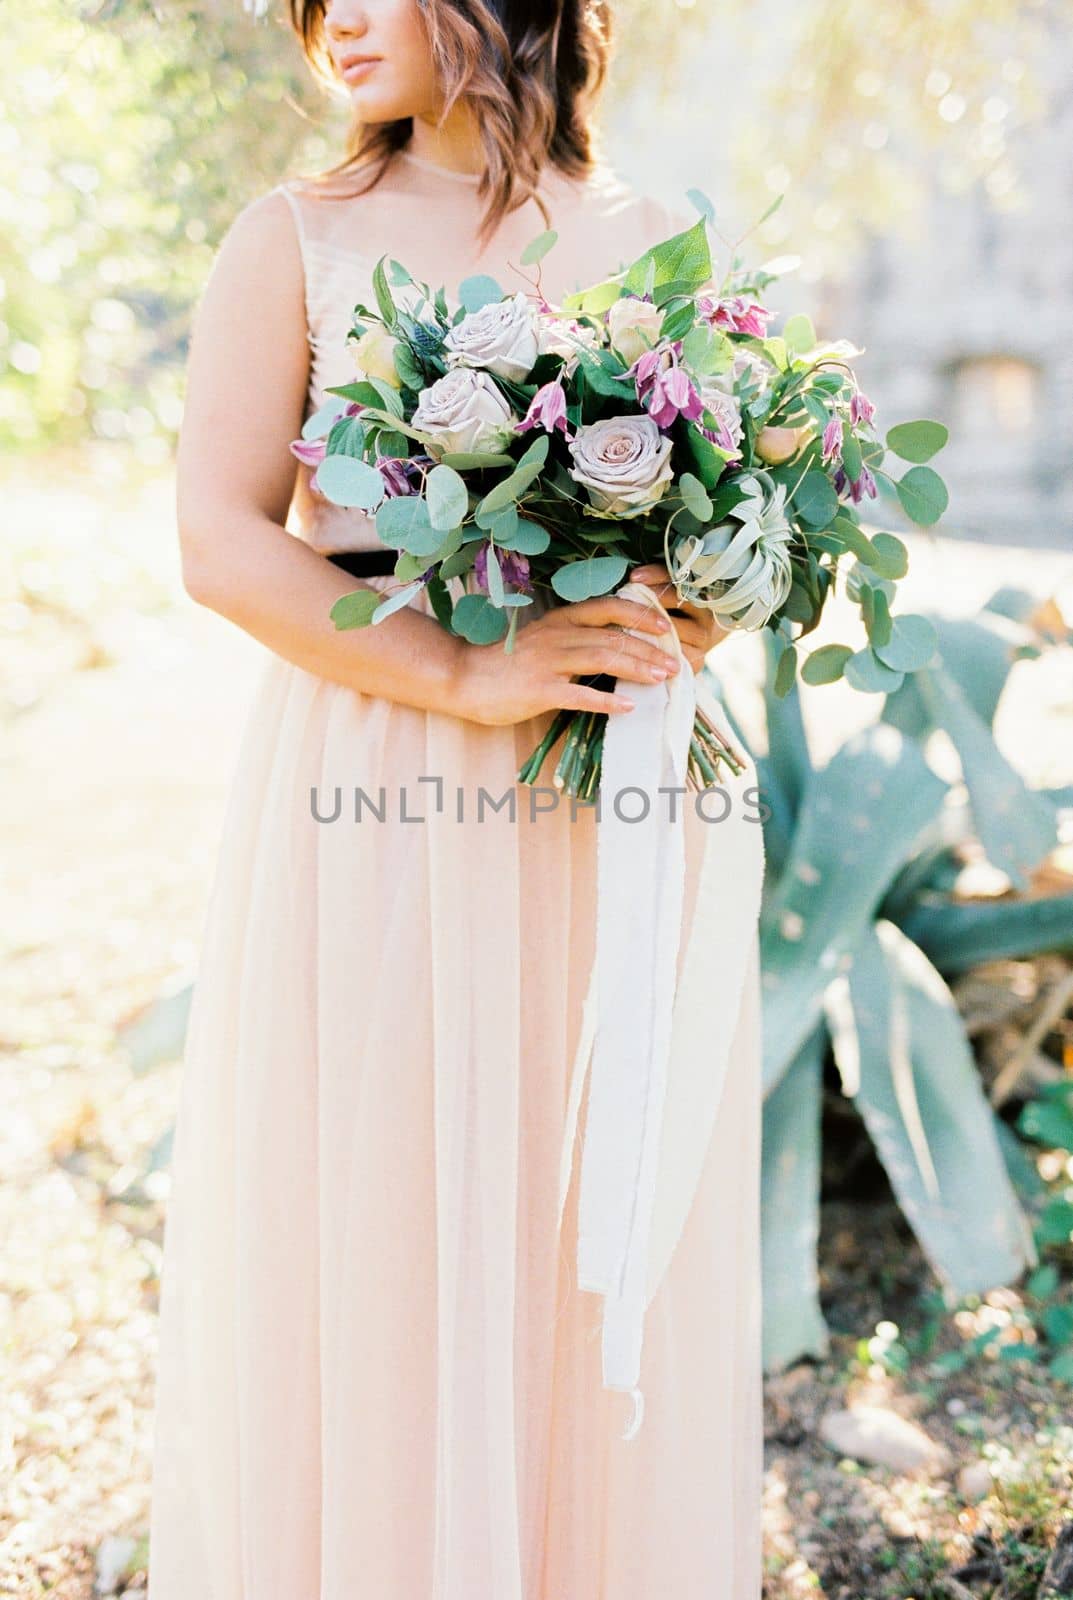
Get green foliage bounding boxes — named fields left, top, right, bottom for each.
left=716, top=589, right=1072, bottom=1371
left=2, top=0, right=335, bottom=453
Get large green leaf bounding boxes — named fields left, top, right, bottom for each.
left=918, top=666, right=1059, bottom=888
left=761, top=1029, right=830, bottom=1371
left=900, top=891, right=1073, bottom=973
left=827, top=922, right=1034, bottom=1295
left=760, top=725, right=947, bottom=1092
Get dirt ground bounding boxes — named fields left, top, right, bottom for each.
left=1, top=452, right=1071, bottom=1597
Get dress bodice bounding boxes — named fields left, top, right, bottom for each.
left=271, top=148, right=693, bottom=554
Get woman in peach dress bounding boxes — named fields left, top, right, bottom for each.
left=147, top=1, right=764, bottom=1595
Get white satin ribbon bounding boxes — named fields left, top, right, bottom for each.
left=556, top=582, right=765, bottom=1439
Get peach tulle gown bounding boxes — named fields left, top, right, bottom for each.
left=147, top=148, right=764, bottom=1599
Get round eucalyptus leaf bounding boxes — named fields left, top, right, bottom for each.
left=844, top=647, right=906, bottom=695
left=873, top=614, right=938, bottom=674
left=550, top=555, right=629, bottom=602
left=520, top=229, right=558, bottom=266
left=886, top=420, right=949, bottom=464
left=451, top=593, right=510, bottom=644
left=301, top=398, right=348, bottom=441
left=793, top=470, right=839, bottom=529
left=329, top=589, right=381, bottom=630
left=496, top=518, right=551, bottom=555
left=801, top=644, right=853, bottom=685
left=896, top=465, right=949, bottom=527
left=457, top=274, right=504, bottom=313
left=679, top=471, right=713, bottom=521
left=316, top=454, right=386, bottom=511
left=375, top=495, right=441, bottom=555
left=426, top=463, right=469, bottom=532
left=868, top=532, right=909, bottom=579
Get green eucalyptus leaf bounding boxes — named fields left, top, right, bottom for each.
left=375, top=495, right=441, bottom=555
left=426, top=463, right=469, bottom=532
left=451, top=592, right=510, bottom=644
left=793, top=471, right=839, bottom=529
left=886, top=419, right=949, bottom=463
left=520, top=229, right=558, bottom=266
left=773, top=643, right=798, bottom=699
left=844, top=648, right=906, bottom=695
left=896, top=465, right=949, bottom=527
left=316, top=454, right=386, bottom=511
left=457, top=274, right=504, bottom=313
left=868, top=532, right=909, bottom=579
left=801, top=644, right=853, bottom=685
left=496, top=518, right=551, bottom=555
left=873, top=614, right=938, bottom=673
left=782, top=313, right=816, bottom=354
left=550, top=555, right=629, bottom=602
left=679, top=471, right=713, bottom=521
left=329, top=588, right=381, bottom=630
left=868, top=589, right=894, bottom=650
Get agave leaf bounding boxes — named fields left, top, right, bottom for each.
left=882, top=611, right=1040, bottom=735
left=760, top=725, right=947, bottom=1093
left=761, top=1028, right=830, bottom=1371
left=900, top=891, right=1073, bottom=973
left=827, top=922, right=1035, bottom=1295
left=117, top=983, right=193, bottom=1073
left=918, top=666, right=1059, bottom=889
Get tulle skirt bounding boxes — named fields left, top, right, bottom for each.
left=147, top=575, right=763, bottom=1600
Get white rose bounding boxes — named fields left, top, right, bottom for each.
left=535, top=311, right=599, bottom=377
left=442, top=291, right=539, bottom=382
left=606, top=295, right=665, bottom=367
left=567, top=414, right=675, bottom=517
left=411, top=367, right=516, bottom=457
left=349, top=324, right=403, bottom=388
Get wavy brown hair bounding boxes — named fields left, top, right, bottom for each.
left=286, top=0, right=614, bottom=244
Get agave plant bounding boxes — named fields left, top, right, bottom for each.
left=713, top=587, right=1073, bottom=1371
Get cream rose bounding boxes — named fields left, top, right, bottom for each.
left=349, top=324, right=403, bottom=389
left=442, top=291, right=539, bottom=382
left=567, top=414, right=675, bottom=517
left=606, top=295, right=665, bottom=367
left=535, top=311, right=599, bottom=377
left=411, top=367, right=516, bottom=457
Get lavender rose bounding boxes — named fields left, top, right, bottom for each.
left=443, top=291, right=539, bottom=382
left=567, top=414, right=675, bottom=517
left=411, top=368, right=516, bottom=458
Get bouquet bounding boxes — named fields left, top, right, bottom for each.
left=292, top=200, right=949, bottom=800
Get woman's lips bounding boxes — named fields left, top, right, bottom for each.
left=341, top=58, right=381, bottom=83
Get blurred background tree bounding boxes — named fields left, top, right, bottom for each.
left=0, top=0, right=1056, bottom=455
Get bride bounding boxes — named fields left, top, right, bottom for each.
left=147, top=1, right=765, bottom=1594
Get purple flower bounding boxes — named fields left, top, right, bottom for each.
left=849, top=389, right=875, bottom=427
left=516, top=378, right=572, bottom=439
left=699, top=294, right=775, bottom=339
left=834, top=464, right=878, bottom=504
left=821, top=416, right=843, bottom=465
left=376, top=455, right=418, bottom=497
left=632, top=346, right=703, bottom=429
left=474, top=542, right=533, bottom=595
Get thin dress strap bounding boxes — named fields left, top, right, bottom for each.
left=269, top=181, right=317, bottom=359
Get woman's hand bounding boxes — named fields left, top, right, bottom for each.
left=455, top=591, right=684, bottom=728
left=627, top=563, right=728, bottom=673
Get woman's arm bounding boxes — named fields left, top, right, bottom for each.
left=177, top=189, right=681, bottom=725
left=176, top=187, right=476, bottom=719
